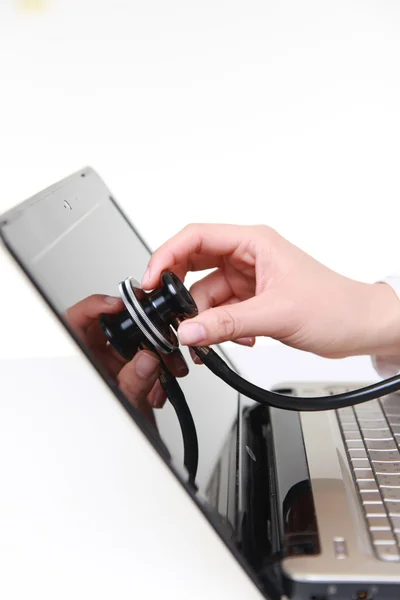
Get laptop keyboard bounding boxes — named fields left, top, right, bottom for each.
left=337, top=396, right=400, bottom=562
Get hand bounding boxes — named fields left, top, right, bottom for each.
left=142, top=224, right=400, bottom=359
left=64, top=295, right=188, bottom=414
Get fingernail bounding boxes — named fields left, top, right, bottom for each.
left=141, top=268, right=151, bottom=288
left=151, top=386, right=166, bottom=409
left=171, top=353, right=189, bottom=375
left=189, top=348, right=202, bottom=365
left=234, top=337, right=255, bottom=347
left=178, top=322, right=207, bottom=345
left=104, top=296, right=121, bottom=305
left=135, top=352, right=160, bottom=379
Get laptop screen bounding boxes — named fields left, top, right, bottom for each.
left=0, top=169, right=239, bottom=501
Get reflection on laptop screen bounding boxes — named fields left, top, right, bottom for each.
left=1, top=170, right=239, bottom=502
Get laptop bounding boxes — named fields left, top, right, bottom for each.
left=1, top=167, right=399, bottom=600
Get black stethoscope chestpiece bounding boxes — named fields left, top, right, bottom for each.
left=100, top=271, right=198, bottom=359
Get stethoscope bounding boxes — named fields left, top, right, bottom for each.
left=100, top=271, right=400, bottom=485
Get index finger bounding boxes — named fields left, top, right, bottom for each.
left=142, top=223, right=246, bottom=289
left=65, top=294, right=124, bottom=332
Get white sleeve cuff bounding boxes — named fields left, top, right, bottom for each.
left=379, top=274, right=400, bottom=298
left=371, top=274, right=400, bottom=377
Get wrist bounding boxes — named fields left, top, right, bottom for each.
left=359, top=282, right=400, bottom=357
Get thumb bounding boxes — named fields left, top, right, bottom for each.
left=177, top=297, right=262, bottom=346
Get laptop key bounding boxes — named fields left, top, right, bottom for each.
left=355, top=468, right=374, bottom=480
left=338, top=412, right=357, bottom=421
left=383, top=400, right=400, bottom=408
left=363, top=429, right=393, bottom=440
left=359, top=414, right=386, bottom=423
left=341, top=423, right=360, bottom=432
left=349, top=449, right=368, bottom=459
left=365, top=504, right=387, bottom=516
left=346, top=440, right=365, bottom=449
left=368, top=516, right=391, bottom=530
left=380, top=396, right=400, bottom=406
left=358, top=420, right=388, bottom=428
left=375, top=545, right=400, bottom=561
left=369, top=450, right=400, bottom=462
left=376, top=474, right=400, bottom=487
left=337, top=407, right=354, bottom=417
left=343, top=430, right=362, bottom=441
left=385, top=502, right=400, bottom=516
left=364, top=439, right=398, bottom=451
left=357, top=479, right=378, bottom=491
left=361, top=492, right=384, bottom=504
left=356, top=399, right=380, bottom=408
left=381, top=487, right=400, bottom=501
left=389, top=516, right=400, bottom=531
left=351, top=458, right=370, bottom=468
left=356, top=407, right=384, bottom=415
left=371, top=530, right=396, bottom=544
left=356, top=401, right=381, bottom=411
left=339, top=420, right=358, bottom=429
left=374, top=462, right=400, bottom=474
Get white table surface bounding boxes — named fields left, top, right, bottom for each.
left=0, top=354, right=266, bottom=600
left=0, top=342, right=378, bottom=600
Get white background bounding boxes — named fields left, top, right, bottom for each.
left=0, top=4, right=397, bottom=597
left=1, top=0, right=400, bottom=367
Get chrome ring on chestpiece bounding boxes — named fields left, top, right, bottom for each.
left=119, top=277, right=178, bottom=354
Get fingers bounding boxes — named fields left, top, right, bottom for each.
left=187, top=309, right=255, bottom=360
left=189, top=347, right=203, bottom=365
left=177, top=296, right=264, bottom=346
left=117, top=350, right=160, bottom=409
left=147, top=379, right=167, bottom=409
left=189, top=269, right=234, bottom=312
left=188, top=275, right=256, bottom=348
left=117, top=349, right=189, bottom=414
left=142, top=224, right=250, bottom=289
left=161, top=349, right=189, bottom=378
left=188, top=336, right=255, bottom=366
left=233, top=337, right=256, bottom=347
left=65, top=294, right=124, bottom=332
left=169, top=255, right=223, bottom=284
left=145, top=349, right=188, bottom=408
left=221, top=297, right=255, bottom=346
